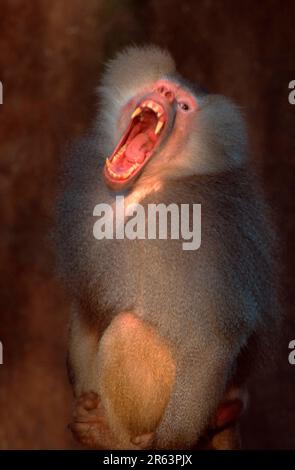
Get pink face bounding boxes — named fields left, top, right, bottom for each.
left=104, top=79, right=198, bottom=191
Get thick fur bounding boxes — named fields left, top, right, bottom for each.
left=97, top=312, right=176, bottom=447
left=55, top=46, right=279, bottom=448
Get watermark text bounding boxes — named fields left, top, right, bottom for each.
left=93, top=196, right=201, bottom=251
left=288, top=340, right=295, bottom=365
left=288, top=80, right=295, bottom=104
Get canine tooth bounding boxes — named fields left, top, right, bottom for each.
left=106, top=158, right=111, bottom=167
left=132, top=107, right=141, bottom=119
left=155, top=120, right=164, bottom=135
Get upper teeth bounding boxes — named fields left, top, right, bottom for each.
left=132, top=100, right=164, bottom=119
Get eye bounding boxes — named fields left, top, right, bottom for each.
left=178, top=102, right=190, bottom=111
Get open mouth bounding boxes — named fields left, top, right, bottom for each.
left=104, top=100, right=166, bottom=188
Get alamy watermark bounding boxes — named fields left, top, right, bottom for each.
left=93, top=196, right=201, bottom=251
left=288, top=80, right=295, bottom=104
left=288, top=340, right=295, bottom=365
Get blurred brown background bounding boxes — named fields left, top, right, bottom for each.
left=0, top=0, right=294, bottom=449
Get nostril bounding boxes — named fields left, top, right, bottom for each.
left=157, top=86, right=166, bottom=95
left=156, top=85, right=174, bottom=102
left=164, top=90, right=173, bottom=100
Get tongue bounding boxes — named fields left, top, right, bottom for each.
left=125, top=133, right=153, bottom=163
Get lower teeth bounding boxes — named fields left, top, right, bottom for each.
left=112, top=143, right=127, bottom=162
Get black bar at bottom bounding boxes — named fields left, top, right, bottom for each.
left=0, top=450, right=294, bottom=468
